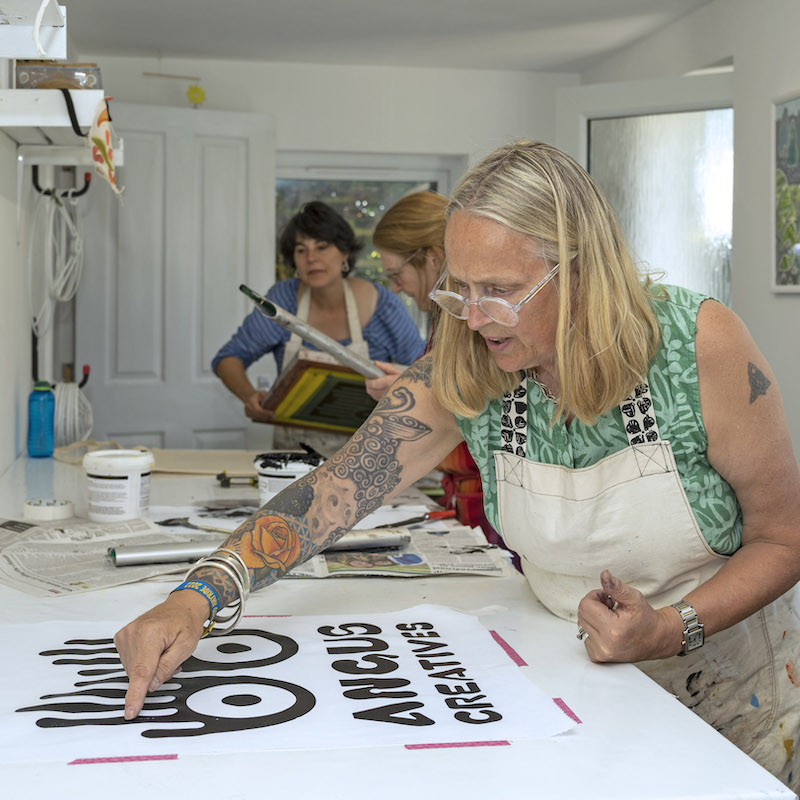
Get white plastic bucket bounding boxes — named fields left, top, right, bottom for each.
left=254, top=452, right=321, bottom=505
left=83, top=449, right=155, bottom=522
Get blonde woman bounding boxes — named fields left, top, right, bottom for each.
left=367, top=191, right=501, bottom=547
left=116, top=142, right=800, bottom=792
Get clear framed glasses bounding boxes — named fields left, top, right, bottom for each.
left=428, top=263, right=559, bottom=327
left=384, top=248, right=423, bottom=283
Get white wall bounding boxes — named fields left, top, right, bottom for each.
left=0, top=56, right=577, bottom=469
left=83, top=56, right=577, bottom=162
left=0, top=132, right=32, bottom=473
left=581, top=0, right=800, bottom=462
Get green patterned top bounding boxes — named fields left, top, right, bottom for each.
left=455, top=284, right=743, bottom=555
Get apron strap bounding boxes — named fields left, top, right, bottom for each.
left=342, top=281, right=365, bottom=349
left=500, top=374, right=662, bottom=454
left=284, top=280, right=368, bottom=369
left=620, top=383, right=661, bottom=445
left=500, top=373, right=529, bottom=456
left=283, top=286, right=310, bottom=368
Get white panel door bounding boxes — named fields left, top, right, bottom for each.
left=76, top=103, right=275, bottom=449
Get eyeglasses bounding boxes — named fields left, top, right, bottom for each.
left=384, top=248, right=423, bottom=283
left=428, top=263, right=559, bottom=327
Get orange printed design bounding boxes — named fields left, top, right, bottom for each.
left=786, top=660, right=800, bottom=687
left=243, top=517, right=302, bottom=574
left=89, top=101, right=122, bottom=195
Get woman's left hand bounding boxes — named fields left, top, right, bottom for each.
left=577, top=570, right=683, bottom=662
left=365, top=361, right=405, bottom=401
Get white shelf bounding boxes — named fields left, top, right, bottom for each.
left=0, top=88, right=104, bottom=146
left=17, top=140, right=124, bottom=167
left=0, top=2, right=67, bottom=59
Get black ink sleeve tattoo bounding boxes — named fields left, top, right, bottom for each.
left=195, top=374, right=434, bottom=606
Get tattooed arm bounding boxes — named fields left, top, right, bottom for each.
left=578, top=299, right=800, bottom=663
left=114, top=356, right=463, bottom=718
left=675, top=300, right=800, bottom=635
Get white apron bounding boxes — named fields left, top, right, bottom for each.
left=494, top=375, right=800, bottom=790
left=273, top=280, right=370, bottom=456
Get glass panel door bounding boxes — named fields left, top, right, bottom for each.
left=589, top=108, right=733, bottom=303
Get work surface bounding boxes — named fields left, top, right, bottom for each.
left=0, top=455, right=794, bottom=800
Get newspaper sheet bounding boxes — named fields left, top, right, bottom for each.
left=147, top=503, right=510, bottom=579
left=287, top=524, right=508, bottom=578
left=0, top=497, right=510, bottom=597
left=0, top=517, right=222, bottom=597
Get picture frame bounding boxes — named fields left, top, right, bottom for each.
left=773, top=92, right=800, bottom=291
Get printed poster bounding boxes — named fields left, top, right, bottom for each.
left=0, top=605, right=576, bottom=763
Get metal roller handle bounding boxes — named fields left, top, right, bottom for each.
left=239, top=284, right=385, bottom=379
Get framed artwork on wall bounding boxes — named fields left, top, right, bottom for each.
left=774, top=93, right=800, bottom=291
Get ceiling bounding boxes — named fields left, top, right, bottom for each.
left=59, top=0, right=713, bottom=73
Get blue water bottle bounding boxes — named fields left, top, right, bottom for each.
left=27, top=381, right=55, bottom=458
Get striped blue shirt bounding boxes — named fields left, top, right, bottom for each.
left=212, top=278, right=426, bottom=373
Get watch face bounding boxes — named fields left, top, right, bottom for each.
left=686, top=629, right=704, bottom=651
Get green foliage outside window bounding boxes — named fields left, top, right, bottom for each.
left=275, top=179, right=435, bottom=284
left=776, top=169, right=800, bottom=285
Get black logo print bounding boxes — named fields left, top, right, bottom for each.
left=16, top=629, right=316, bottom=737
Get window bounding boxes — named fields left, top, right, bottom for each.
left=276, top=152, right=465, bottom=327
left=589, top=108, right=733, bottom=303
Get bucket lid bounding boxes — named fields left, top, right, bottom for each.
left=83, top=449, right=155, bottom=470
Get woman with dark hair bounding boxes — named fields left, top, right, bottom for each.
left=212, top=201, right=426, bottom=442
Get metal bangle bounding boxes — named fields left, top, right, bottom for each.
left=192, top=558, right=245, bottom=609
left=185, top=558, right=245, bottom=631
left=214, top=548, right=251, bottom=600
left=185, top=556, right=240, bottom=595
left=199, top=556, right=245, bottom=598
left=206, top=599, right=243, bottom=636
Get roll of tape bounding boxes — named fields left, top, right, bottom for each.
left=24, top=498, right=74, bottom=521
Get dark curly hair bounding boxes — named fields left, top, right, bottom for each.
left=277, top=201, right=363, bottom=275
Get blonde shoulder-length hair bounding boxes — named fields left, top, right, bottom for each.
left=373, top=191, right=448, bottom=273
left=430, top=140, right=663, bottom=424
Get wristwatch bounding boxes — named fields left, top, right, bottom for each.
left=671, top=600, right=704, bottom=656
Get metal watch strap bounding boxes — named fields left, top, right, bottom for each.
left=671, top=600, right=704, bottom=656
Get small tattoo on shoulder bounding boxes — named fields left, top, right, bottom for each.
left=748, top=362, right=771, bottom=403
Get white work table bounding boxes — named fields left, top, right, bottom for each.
left=0, top=455, right=794, bottom=800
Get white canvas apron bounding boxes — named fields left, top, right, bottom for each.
left=274, top=280, right=370, bottom=455
left=494, top=375, right=800, bottom=789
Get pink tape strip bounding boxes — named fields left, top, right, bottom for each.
left=489, top=630, right=527, bottom=666
left=405, top=740, right=510, bottom=750
left=553, top=697, right=582, bottom=724
left=69, top=754, right=178, bottom=765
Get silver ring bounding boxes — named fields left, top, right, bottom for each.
left=576, top=626, right=586, bottom=641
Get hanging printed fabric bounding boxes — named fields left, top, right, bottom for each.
left=88, top=99, right=123, bottom=196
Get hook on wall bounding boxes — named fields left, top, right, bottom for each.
left=32, top=165, right=92, bottom=198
